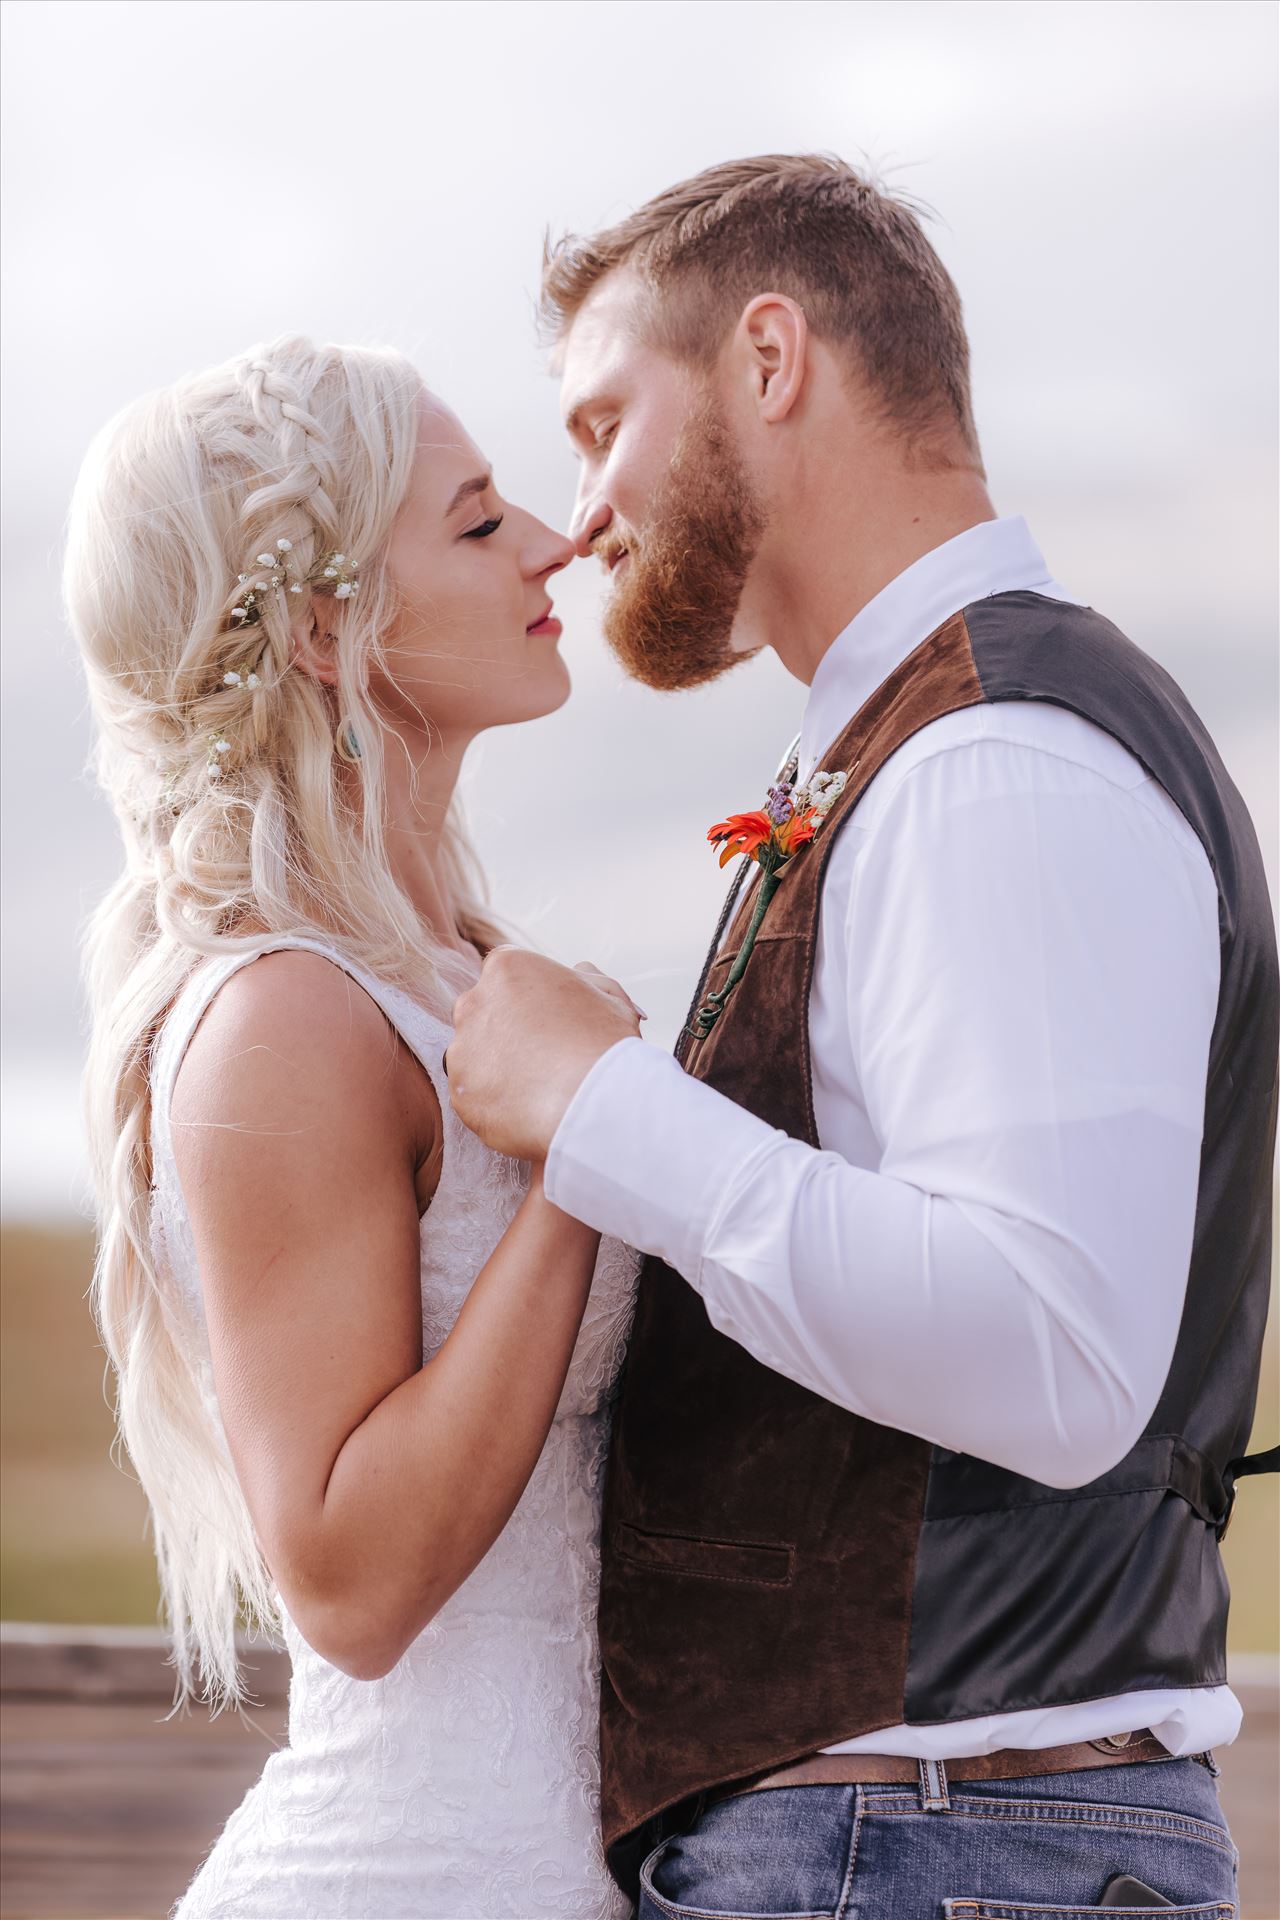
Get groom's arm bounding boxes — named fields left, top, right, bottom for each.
left=543, top=733, right=1221, bottom=1489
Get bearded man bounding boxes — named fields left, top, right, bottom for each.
left=448, top=154, right=1277, bottom=1915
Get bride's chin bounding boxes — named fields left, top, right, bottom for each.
left=514, top=659, right=573, bottom=723
left=542, top=661, right=573, bottom=714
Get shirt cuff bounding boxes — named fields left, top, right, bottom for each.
left=544, top=1036, right=785, bottom=1284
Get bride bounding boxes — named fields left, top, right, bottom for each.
left=66, top=336, right=641, bottom=1918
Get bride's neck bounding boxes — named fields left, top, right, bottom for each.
left=376, top=723, right=476, bottom=958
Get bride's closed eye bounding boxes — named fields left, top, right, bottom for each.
left=462, top=516, right=504, bottom=541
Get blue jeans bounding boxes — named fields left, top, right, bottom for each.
left=637, top=1758, right=1239, bottom=1918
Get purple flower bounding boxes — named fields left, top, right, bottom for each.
left=766, top=783, right=795, bottom=824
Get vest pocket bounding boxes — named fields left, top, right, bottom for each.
left=614, top=1521, right=794, bottom=1587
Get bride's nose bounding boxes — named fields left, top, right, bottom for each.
left=521, top=515, right=576, bottom=582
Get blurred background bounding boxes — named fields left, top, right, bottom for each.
left=1, top=0, right=1276, bottom=1661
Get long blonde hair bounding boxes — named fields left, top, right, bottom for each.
left=67, top=336, right=505, bottom=1706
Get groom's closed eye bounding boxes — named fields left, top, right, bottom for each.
left=564, top=395, right=621, bottom=454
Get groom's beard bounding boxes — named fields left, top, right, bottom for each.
left=599, top=403, right=767, bottom=692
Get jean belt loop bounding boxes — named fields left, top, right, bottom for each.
left=918, top=1756, right=951, bottom=1812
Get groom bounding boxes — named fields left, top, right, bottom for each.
left=448, top=155, right=1277, bottom=1911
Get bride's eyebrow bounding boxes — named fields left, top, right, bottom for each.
left=444, top=473, right=493, bottom=516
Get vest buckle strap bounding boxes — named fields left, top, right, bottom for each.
left=1219, top=1443, right=1280, bottom=1541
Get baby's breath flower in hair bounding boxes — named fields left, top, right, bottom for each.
left=229, top=552, right=286, bottom=628
left=219, top=540, right=360, bottom=708
left=206, top=734, right=233, bottom=780
left=316, top=552, right=360, bottom=600
left=227, top=539, right=358, bottom=631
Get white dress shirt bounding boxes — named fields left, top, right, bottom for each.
left=546, top=517, right=1240, bottom=1758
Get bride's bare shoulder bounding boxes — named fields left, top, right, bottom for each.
left=169, top=948, right=415, bottom=1144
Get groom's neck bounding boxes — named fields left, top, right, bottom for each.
left=741, top=432, right=997, bottom=688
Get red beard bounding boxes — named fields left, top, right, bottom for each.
left=599, top=400, right=766, bottom=692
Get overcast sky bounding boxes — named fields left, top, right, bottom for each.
left=1, top=0, right=1276, bottom=1217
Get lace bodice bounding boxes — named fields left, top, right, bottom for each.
left=150, top=938, right=638, bottom=1919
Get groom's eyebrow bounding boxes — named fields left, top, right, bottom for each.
left=445, top=473, right=493, bottom=515
left=564, top=394, right=610, bottom=441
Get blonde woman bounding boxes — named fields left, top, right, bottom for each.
left=67, top=337, right=641, bottom=1919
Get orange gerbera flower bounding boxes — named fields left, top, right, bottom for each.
left=779, top=808, right=818, bottom=855
left=707, top=810, right=773, bottom=868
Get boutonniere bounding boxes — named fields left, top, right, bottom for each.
left=689, top=768, right=850, bottom=1037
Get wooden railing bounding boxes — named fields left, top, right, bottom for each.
left=2, top=1626, right=1277, bottom=1918
left=3, top=1623, right=289, bottom=1919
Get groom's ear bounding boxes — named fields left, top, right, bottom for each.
left=735, top=294, right=809, bottom=426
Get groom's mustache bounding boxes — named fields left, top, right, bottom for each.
left=590, top=531, right=631, bottom=575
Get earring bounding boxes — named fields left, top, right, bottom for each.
left=336, top=720, right=362, bottom=762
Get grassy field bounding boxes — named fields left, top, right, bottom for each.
left=2, top=1221, right=1277, bottom=1646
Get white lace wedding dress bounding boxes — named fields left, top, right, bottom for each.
left=150, top=938, right=639, bottom=1919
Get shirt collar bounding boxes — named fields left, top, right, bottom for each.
left=798, top=516, right=1074, bottom=780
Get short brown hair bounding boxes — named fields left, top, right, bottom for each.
left=541, top=153, right=980, bottom=462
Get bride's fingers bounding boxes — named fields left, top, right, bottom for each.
left=572, top=962, right=648, bottom=1022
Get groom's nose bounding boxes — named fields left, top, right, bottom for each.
left=569, top=472, right=612, bottom=558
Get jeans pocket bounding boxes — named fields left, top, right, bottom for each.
left=942, top=1903, right=1236, bottom=1918
left=637, top=1787, right=857, bottom=1920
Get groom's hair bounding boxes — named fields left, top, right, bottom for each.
left=541, top=153, right=981, bottom=465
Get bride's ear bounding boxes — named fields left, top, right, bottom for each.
left=289, top=608, right=341, bottom=687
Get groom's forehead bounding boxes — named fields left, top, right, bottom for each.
left=558, top=271, right=652, bottom=428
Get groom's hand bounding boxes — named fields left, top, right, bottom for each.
left=448, top=950, right=642, bottom=1160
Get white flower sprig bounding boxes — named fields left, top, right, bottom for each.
left=228, top=539, right=359, bottom=631
left=230, top=538, right=294, bottom=628
left=790, top=768, right=849, bottom=819
left=223, top=665, right=261, bottom=691
left=220, top=538, right=360, bottom=712
left=317, top=552, right=360, bottom=600
left=207, top=734, right=233, bottom=781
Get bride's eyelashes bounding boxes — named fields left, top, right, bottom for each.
left=462, top=516, right=505, bottom=541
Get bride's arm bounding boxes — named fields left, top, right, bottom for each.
left=171, top=949, right=615, bottom=1681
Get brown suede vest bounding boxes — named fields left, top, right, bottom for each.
left=598, top=593, right=1278, bottom=1891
